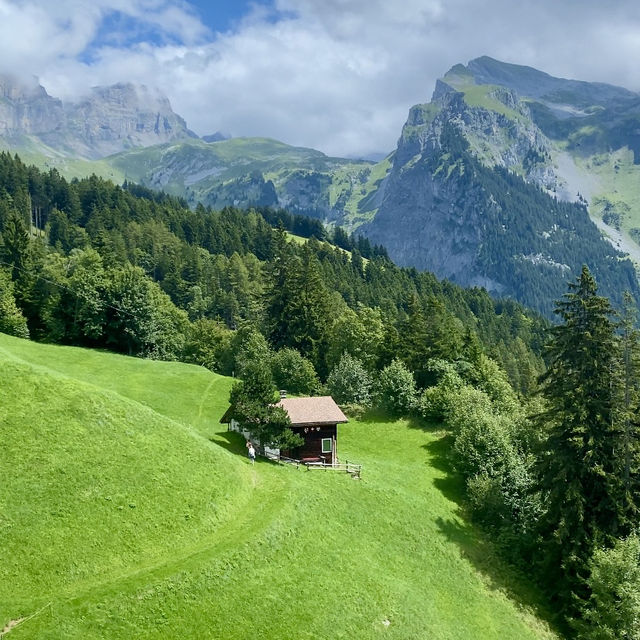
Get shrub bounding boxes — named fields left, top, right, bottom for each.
left=374, top=358, right=417, bottom=415
left=230, top=323, right=272, bottom=378
left=271, top=347, right=319, bottom=395
left=444, top=385, right=494, bottom=433
left=0, top=269, right=28, bottom=338
left=452, top=410, right=514, bottom=479
left=576, top=534, right=640, bottom=640
left=474, top=355, right=519, bottom=415
left=417, top=367, right=464, bottom=421
left=327, top=353, right=372, bottom=406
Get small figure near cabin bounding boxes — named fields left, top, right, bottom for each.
left=248, top=443, right=256, bottom=465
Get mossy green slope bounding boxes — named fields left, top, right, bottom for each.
left=1, top=334, right=557, bottom=639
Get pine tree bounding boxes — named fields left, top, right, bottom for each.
left=619, top=292, right=640, bottom=524
left=536, top=266, right=627, bottom=613
left=264, top=238, right=331, bottom=372
left=397, top=293, right=429, bottom=383
left=263, top=227, right=295, bottom=348
left=228, top=360, right=302, bottom=449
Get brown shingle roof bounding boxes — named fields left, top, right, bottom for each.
left=276, top=396, right=348, bottom=426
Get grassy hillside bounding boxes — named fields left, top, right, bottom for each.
left=0, top=138, right=125, bottom=183
left=104, top=137, right=380, bottom=227
left=1, top=334, right=558, bottom=639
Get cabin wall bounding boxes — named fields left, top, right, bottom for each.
left=287, top=424, right=337, bottom=464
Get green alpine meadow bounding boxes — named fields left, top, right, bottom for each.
left=1, top=334, right=557, bottom=639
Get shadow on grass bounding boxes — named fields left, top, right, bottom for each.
left=434, top=514, right=563, bottom=635
left=208, top=429, right=284, bottom=468
left=356, top=407, right=441, bottom=432
left=422, top=435, right=466, bottom=504
left=209, top=428, right=246, bottom=455
left=380, top=409, right=564, bottom=636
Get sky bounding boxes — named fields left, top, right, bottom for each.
left=2, top=0, right=640, bottom=158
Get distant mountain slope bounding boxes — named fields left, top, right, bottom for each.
left=0, top=333, right=557, bottom=639
left=0, top=72, right=388, bottom=227
left=3, top=60, right=640, bottom=315
left=106, top=136, right=385, bottom=225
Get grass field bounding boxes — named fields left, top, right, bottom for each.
left=0, top=334, right=558, bottom=639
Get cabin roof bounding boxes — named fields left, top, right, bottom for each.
left=219, top=406, right=235, bottom=424
left=276, top=396, right=348, bottom=426
left=220, top=395, right=348, bottom=426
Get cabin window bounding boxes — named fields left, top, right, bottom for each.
left=321, top=438, right=332, bottom=453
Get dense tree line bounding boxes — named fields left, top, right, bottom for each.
left=423, top=266, right=640, bottom=636
left=254, top=205, right=388, bottom=260
left=0, top=151, right=546, bottom=390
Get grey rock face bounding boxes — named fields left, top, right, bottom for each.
left=0, top=74, right=64, bottom=137
left=361, top=59, right=640, bottom=314
left=362, top=83, right=552, bottom=292
left=365, top=153, right=490, bottom=288
left=0, top=75, right=194, bottom=158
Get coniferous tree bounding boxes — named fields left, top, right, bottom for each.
left=263, top=227, right=295, bottom=348
left=536, top=266, right=628, bottom=613
left=397, top=293, right=429, bottom=385
left=228, top=360, right=302, bottom=449
left=1, top=211, right=29, bottom=280
left=619, top=292, right=640, bottom=522
left=0, top=268, right=29, bottom=338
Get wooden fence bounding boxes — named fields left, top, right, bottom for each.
left=271, top=455, right=362, bottom=478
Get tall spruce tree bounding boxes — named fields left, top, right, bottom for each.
left=536, top=266, right=627, bottom=613
left=228, top=360, right=302, bottom=449
left=619, top=292, right=640, bottom=523
left=263, top=227, right=295, bottom=348
left=264, top=238, right=331, bottom=373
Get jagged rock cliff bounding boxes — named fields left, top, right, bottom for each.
left=0, top=75, right=194, bottom=158
left=2, top=59, right=640, bottom=316
left=0, top=75, right=64, bottom=137
left=362, top=71, right=549, bottom=287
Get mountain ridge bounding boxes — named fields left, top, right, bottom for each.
left=0, top=73, right=195, bottom=159
left=3, top=58, right=640, bottom=315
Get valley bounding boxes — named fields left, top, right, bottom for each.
left=4, top=48, right=640, bottom=639
left=6, top=57, right=640, bottom=316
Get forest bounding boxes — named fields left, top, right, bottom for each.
left=1, top=150, right=639, bottom=636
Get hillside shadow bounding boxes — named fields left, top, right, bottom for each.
left=366, top=410, right=563, bottom=635
left=356, top=407, right=442, bottom=433
left=434, top=515, right=562, bottom=635
left=422, top=435, right=466, bottom=505
left=209, top=428, right=246, bottom=455
left=207, top=429, right=282, bottom=468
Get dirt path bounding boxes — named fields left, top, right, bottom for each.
left=1, top=618, right=25, bottom=635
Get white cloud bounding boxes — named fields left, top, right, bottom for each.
left=2, top=0, right=640, bottom=157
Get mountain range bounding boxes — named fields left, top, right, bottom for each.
left=3, top=58, right=640, bottom=315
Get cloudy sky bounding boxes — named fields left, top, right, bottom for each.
left=1, top=0, right=640, bottom=158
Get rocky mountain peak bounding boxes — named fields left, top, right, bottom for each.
left=0, top=75, right=196, bottom=158
left=0, top=74, right=49, bottom=101
left=465, top=56, right=637, bottom=106
left=85, top=82, right=172, bottom=112
left=0, top=73, right=64, bottom=137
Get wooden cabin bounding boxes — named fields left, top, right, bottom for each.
left=221, top=395, right=348, bottom=465
left=277, top=396, right=347, bottom=465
